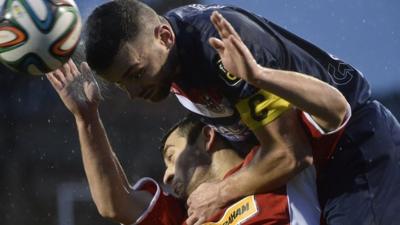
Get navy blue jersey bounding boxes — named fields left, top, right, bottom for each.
left=164, top=4, right=371, bottom=142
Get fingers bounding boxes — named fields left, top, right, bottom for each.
left=193, top=217, right=205, bottom=225
left=186, top=214, right=205, bottom=225
left=61, top=61, right=75, bottom=81
left=229, top=35, right=247, bottom=57
left=209, top=37, right=225, bottom=51
left=68, top=58, right=80, bottom=76
left=52, top=69, right=67, bottom=84
left=46, top=72, right=63, bottom=90
left=186, top=195, right=193, bottom=208
left=185, top=215, right=201, bottom=225
left=187, top=207, right=193, bottom=217
left=218, top=12, right=240, bottom=38
left=211, top=11, right=240, bottom=39
left=229, top=35, right=258, bottom=66
left=211, top=11, right=228, bottom=39
left=80, top=62, right=93, bottom=79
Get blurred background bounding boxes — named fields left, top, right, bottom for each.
left=0, top=0, right=399, bottom=224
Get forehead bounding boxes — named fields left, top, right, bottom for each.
left=101, top=42, right=141, bottom=82
left=163, top=129, right=187, bottom=157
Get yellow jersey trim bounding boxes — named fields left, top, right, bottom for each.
left=203, top=195, right=258, bottom=225
left=235, top=90, right=291, bottom=130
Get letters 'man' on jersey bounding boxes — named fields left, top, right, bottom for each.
left=165, top=4, right=369, bottom=142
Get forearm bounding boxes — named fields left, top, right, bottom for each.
left=218, top=110, right=313, bottom=203
left=250, top=67, right=348, bottom=130
left=75, top=112, right=148, bottom=223
left=219, top=146, right=309, bottom=202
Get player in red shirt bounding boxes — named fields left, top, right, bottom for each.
left=132, top=110, right=348, bottom=225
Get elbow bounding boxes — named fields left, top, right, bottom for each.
left=96, top=203, right=133, bottom=225
left=97, top=204, right=119, bottom=220
left=325, top=93, right=350, bottom=131
left=333, top=97, right=349, bottom=129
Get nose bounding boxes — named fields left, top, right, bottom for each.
left=163, top=167, right=174, bottom=185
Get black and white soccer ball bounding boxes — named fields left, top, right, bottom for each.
left=0, top=0, right=82, bottom=75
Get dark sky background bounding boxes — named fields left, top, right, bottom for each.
left=77, top=0, right=400, bottom=94
left=204, top=0, right=400, bottom=94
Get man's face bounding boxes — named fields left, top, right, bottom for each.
left=102, top=33, right=175, bottom=102
left=162, top=129, right=212, bottom=199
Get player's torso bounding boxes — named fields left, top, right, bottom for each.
left=165, top=4, right=372, bottom=139
left=166, top=4, right=266, bottom=142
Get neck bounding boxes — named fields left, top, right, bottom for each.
left=210, top=149, right=243, bottom=181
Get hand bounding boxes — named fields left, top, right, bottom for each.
left=186, top=181, right=227, bottom=225
left=46, top=59, right=102, bottom=120
left=209, top=11, right=263, bottom=84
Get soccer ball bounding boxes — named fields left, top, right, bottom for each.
left=0, top=0, right=82, bottom=75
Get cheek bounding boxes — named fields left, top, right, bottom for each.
left=174, top=157, right=195, bottom=183
left=152, top=47, right=168, bottom=74
left=186, top=167, right=209, bottom=194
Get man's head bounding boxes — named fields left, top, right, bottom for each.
left=84, top=0, right=177, bottom=102
left=161, top=115, right=242, bottom=199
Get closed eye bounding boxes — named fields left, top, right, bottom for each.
left=132, top=72, right=142, bottom=80
left=128, top=67, right=145, bottom=81
left=167, top=154, right=173, bottom=163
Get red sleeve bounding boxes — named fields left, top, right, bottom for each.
left=298, top=105, right=351, bottom=169
left=132, top=178, right=187, bottom=225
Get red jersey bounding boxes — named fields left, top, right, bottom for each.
left=132, top=110, right=350, bottom=225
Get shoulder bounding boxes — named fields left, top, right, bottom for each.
left=133, top=178, right=186, bottom=225
left=164, top=4, right=229, bottom=23
left=164, top=4, right=255, bottom=33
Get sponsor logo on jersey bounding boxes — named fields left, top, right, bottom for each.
left=203, top=196, right=258, bottom=225
left=327, top=60, right=355, bottom=85
left=216, top=59, right=242, bottom=86
left=172, top=84, right=234, bottom=118
left=208, top=122, right=251, bottom=142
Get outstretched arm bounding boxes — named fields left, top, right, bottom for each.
left=47, top=60, right=152, bottom=225
left=208, top=11, right=348, bottom=131
left=186, top=12, right=349, bottom=225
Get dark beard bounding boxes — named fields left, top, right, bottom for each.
left=150, top=48, right=180, bottom=102
left=149, top=84, right=171, bottom=102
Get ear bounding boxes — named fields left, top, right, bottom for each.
left=201, top=126, right=217, bottom=152
left=154, top=24, right=175, bottom=49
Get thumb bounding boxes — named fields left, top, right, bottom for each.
left=80, top=62, right=94, bottom=80
left=84, top=81, right=101, bottom=103
left=209, top=37, right=225, bottom=54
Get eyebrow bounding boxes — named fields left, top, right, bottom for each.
left=163, top=144, right=173, bottom=156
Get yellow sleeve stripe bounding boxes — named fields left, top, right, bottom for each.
left=235, top=90, right=291, bottom=130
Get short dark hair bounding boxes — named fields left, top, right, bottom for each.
left=159, top=114, right=205, bottom=155
left=84, top=0, right=155, bottom=75
left=159, top=114, right=239, bottom=157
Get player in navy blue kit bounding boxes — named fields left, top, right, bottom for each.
left=62, top=1, right=399, bottom=224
